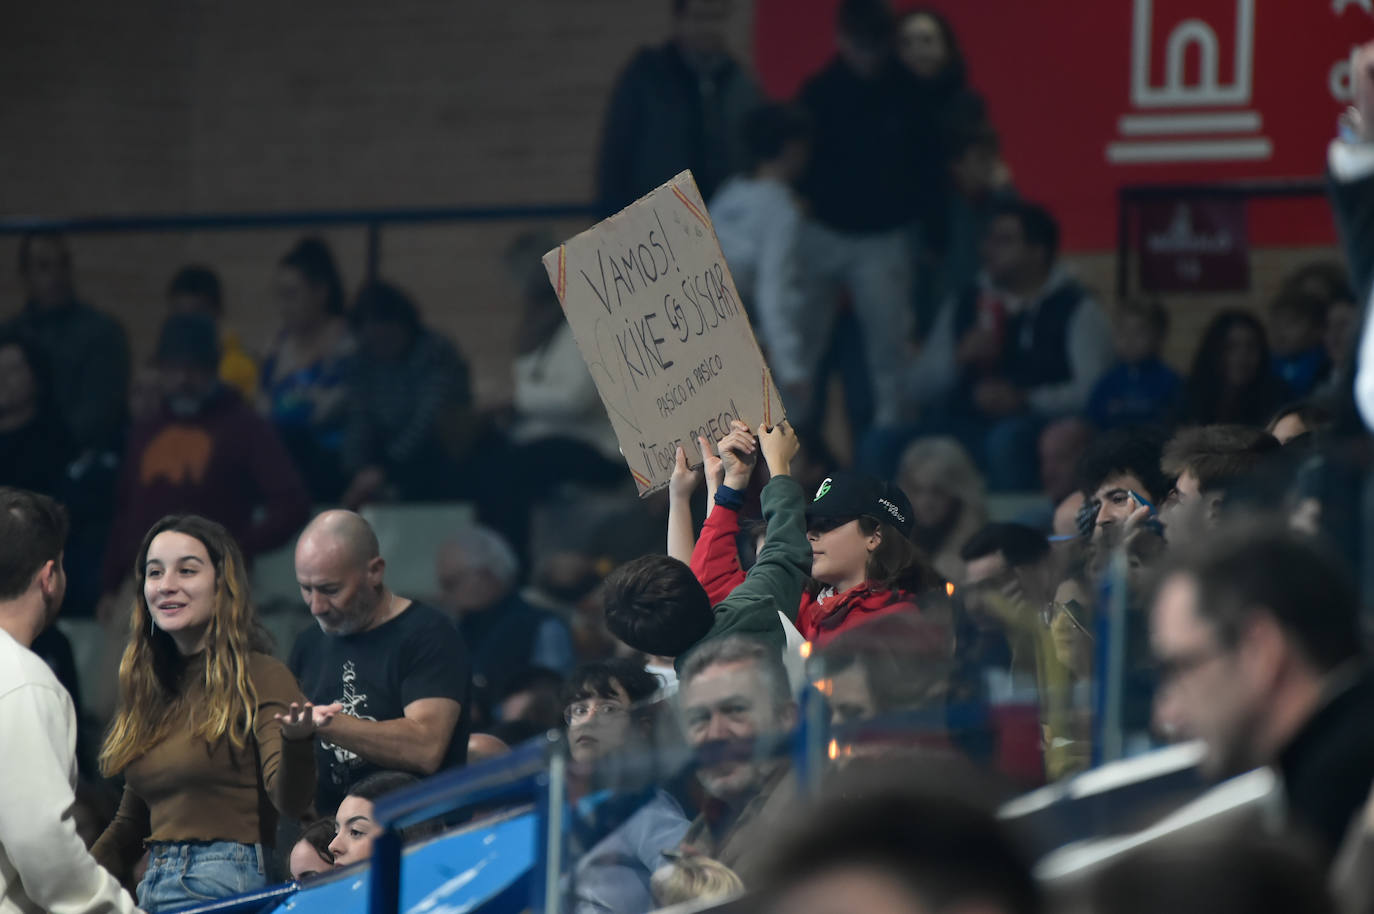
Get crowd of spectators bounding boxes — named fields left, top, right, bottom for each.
left=6, top=2, right=1374, bottom=914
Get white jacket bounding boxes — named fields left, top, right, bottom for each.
left=0, top=627, right=141, bottom=914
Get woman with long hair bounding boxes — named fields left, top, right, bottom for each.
left=259, top=236, right=355, bottom=501
left=92, top=515, right=318, bottom=912
left=896, top=436, right=989, bottom=582
left=1177, top=310, right=1290, bottom=427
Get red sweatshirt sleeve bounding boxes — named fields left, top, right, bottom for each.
left=689, top=503, right=748, bottom=606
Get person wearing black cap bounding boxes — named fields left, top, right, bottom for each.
left=689, top=466, right=944, bottom=652
left=97, top=313, right=310, bottom=607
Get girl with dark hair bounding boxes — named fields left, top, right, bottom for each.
left=92, top=515, right=318, bottom=912
left=1177, top=310, right=1291, bottom=427
left=259, top=236, right=356, bottom=500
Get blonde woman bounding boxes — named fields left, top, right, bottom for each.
left=896, top=436, right=989, bottom=582
left=92, top=515, right=318, bottom=912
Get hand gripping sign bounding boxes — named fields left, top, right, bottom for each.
left=543, top=170, right=785, bottom=495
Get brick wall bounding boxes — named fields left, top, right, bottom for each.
left=0, top=1, right=1342, bottom=407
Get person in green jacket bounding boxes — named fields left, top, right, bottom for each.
left=603, top=421, right=809, bottom=667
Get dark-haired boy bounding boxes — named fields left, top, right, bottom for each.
left=603, top=422, right=808, bottom=666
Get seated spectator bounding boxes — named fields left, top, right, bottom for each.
left=259, top=237, right=355, bottom=502
left=1269, top=288, right=1331, bottom=397
left=1076, top=425, right=1171, bottom=542
left=754, top=783, right=1039, bottom=914
left=328, top=771, right=421, bottom=868
left=595, top=0, right=758, bottom=216
left=676, top=635, right=798, bottom=883
left=166, top=265, right=258, bottom=401
left=650, top=853, right=743, bottom=909
left=98, top=314, right=310, bottom=606
left=1150, top=525, right=1374, bottom=860
left=1177, top=311, right=1290, bottom=427
left=0, top=331, right=73, bottom=495
left=504, top=230, right=622, bottom=483
left=916, top=122, right=1016, bottom=339
left=1086, top=297, right=1181, bottom=430
left=1158, top=425, right=1280, bottom=548
left=496, top=666, right=566, bottom=734
left=0, top=488, right=141, bottom=914
left=1090, top=829, right=1335, bottom=914
left=896, top=437, right=988, bottom=582
left=286, top=818, right=336, bottom=882
left=604, top=423, right=806, bottom=665
left=291, top=510, right=473, bottom=817
left=1268, top=400, right=1335, bottom=445
left=562, top=658, right=691, bottom=914
left=893, top=201, right=1113, bottom=490
left=709, top=104, right=813, bottom=411
left=811, top=613, right=953, bottom=731
left=1035, top=417, right=1093, bottom=524
left=436, top=525, right=575, bottom=719
left=340, top=280, right=475, bottom=508
left=5, top=232, right=130, bottom=454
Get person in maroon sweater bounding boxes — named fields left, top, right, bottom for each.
left=99, top=314, right=310, bottom=604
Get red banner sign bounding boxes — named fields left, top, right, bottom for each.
left=753, top=0, right=1366, bottom=251
left=1137, top=197, right=1249, bottom=292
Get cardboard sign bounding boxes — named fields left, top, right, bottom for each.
left=544, top=170, right=784, bottom=495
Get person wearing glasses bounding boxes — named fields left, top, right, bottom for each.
left=562, top=659, right=690, bottom=914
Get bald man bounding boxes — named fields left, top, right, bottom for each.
left=288, top=510, right=472, bottom=815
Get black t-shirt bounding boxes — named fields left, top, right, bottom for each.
left=289, top=600, right=472, bottom=816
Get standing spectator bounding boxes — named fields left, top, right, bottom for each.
left=92, top=516, right=317, bottom=911
left=709, top=104, right=814, bottom=412
left=595, top=0, right=758, bottom=216
left=896, top=8, right=989, bottom=258
left=896, top=437, right=988, bottom=583
left=1086, top=298, right=1181, bottom=430
left=1176, top=311, right=1290, bottom=427
left=166, top=265, right=259, bottom=402
left=796, top=0, right=922, bottom=435
left=6, top=232, right=130, bottom=454
left=0, top=331, right=72, bottom=495
left=676, top=636, right=798, bottom=883
left=259, top=237, right=355, bottom=502
left=1268, top=288, right=1331, bottom=397
left=290, top=510, right=472, bottom=817
left=0, top=488, right=142, bottom=914
left=435, top=525, right=574, bottom=721
left=98, top=314, right=310, bottom=605
left=339, top=280, right=475, bottom=508
left=1150, top=525, right=1374, bottom=860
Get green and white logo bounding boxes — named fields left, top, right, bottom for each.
left=814, top=477, right=832, bottom=502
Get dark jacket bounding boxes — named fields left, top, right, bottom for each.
left=457, top=591, right=574, bottom=706
left=1277, top=668, right=1374, bottom=861
left=4, top=300, right=130, bottom=452
left=798, top=58, right=929, bottom=234
left=100, top=387, right=310, bottom=593
left=1086, top=358, right=1181, bottom=430
left=595, top=42, right=759, bottom=216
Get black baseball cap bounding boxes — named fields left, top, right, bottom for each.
left=806, top=471, right=914, bottom=539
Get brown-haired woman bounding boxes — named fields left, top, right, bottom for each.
left=92, top=515, right=319, bottom=912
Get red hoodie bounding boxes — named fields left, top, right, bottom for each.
left=690, top=502, right=944, bottom=652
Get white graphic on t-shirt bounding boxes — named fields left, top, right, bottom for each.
left=322, top=660, right=377, bottom=783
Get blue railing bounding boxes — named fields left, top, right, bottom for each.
left=0, top=202, right=598, bottom=280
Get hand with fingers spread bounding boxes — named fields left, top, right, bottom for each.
left=758, top=419, right=799, bottom=478
left=275, top=701, right=343, bottom=741
left=716, top=420, right=758, bottom=490
left=669, top=445, right=702, bottom=500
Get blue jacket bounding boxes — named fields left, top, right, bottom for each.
left=1086, top=359, right=1181, bottom=429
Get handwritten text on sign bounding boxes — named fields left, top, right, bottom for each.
left=544, top=171, right=783, bottom=495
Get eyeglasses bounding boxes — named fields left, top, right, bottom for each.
left=1155, top=644, right=1229, bottom=691
left=564, top=700, right=628, bottom=725
left=807, top=516, right=857, bottom=535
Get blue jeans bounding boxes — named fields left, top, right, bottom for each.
left=137, top=841, right=267, bottom=913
